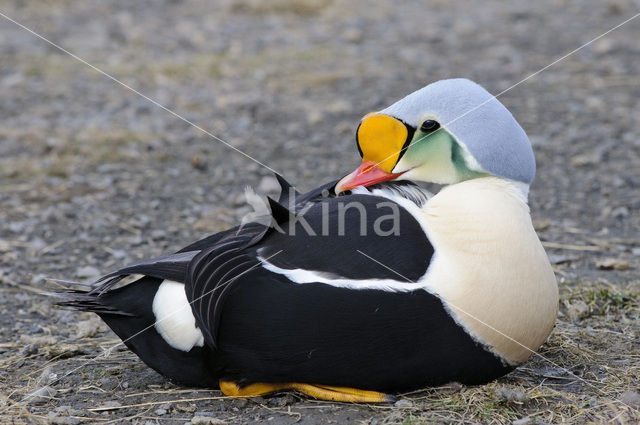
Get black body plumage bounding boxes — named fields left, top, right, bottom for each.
left=54, top=175, right=512, bottom=392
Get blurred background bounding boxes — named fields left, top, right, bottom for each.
left=1, top=0, right=639, bottom=423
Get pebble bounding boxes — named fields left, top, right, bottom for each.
left=29, top=325, right=44, bottom=334
left=230, top=398, right=248, bottom=409
left=191, top=414, right=226, bottom=425
left=151, top=229, right=167, bottom=240
left=36, top=367, right=58, bottom=386
left=194, top=411, right=216, bottom=417
left=76, top=318, right=105, bottom=338
left=20, top=343, right=39, bottom=356
left=23, top=386, right=57, bottom=404
left=341, top=28, right=363, bottom=43
left=100, top=378, right=118, bottom=391
left=610, top=206, right=629, bottom=219
left=75, top=265, right=101, bottom=279
left=99, top=400, right=122, bottom=409
left=110, top=249, right=128, bottom=259
left=47, top=413, right=81, bottom=425
left=512, top=417, right=533, bottom=425
left=155, top=408, right=167, bottom=415
left=548, top=254, right=575, bottom=265
left=267, top=395, right=295, bottom=406
left=595, top=258, right=630, bottom=271
left=496, top=386, right=528, bottom=403
left=394, top=398, right=414, bottom=408
left=620, top=390, right=640, bottom=408
left=566, top=300, right=589, bottom=321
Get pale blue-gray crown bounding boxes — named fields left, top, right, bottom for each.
left=381, top=78, right=536, bottom=184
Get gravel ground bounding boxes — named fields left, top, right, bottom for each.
left=1, top=0, right=639, bottom=423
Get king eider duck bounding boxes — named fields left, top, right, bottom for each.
left=55, top=79, right=558, bottom=403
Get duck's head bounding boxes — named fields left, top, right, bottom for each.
left=335, top=79, right=535, bottom=193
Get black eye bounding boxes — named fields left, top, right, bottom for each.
left=420, top=119, right=440, bottom=133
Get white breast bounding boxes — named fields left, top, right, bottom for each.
left=419, top=177, right=558, bottom=365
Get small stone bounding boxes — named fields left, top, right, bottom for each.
left=110, top=249, right=127, bottom=259
left=342, top=28, right=363, bottom=42
left=306, top=109, right=323, bottom=125
left=512, top=417, right=533, bottom=425
left=21, top=335, right=57, bottom=347
left=20, top=343, right=39, bottom=356
left=23, top=386, right=57, bottom=404
left=620, top=390, right=640, bottom=408
left=98, top=400, right=122, bottom=410
left=230, top=398, right=248, bottom=409
left=267, top=395, right=295, bottom=406
left=596, top=258, right=630, bottom=270
left=75, top=266, right=101, bottom=279
left=191, top=415, right=226, bottom=425
left=566, top=300, right=589, bottom=321
left=611, top=206, right=629, bottom=219
left=100, top=378, right=118, bottom=391
left=532, top=219, right=550, bottom=231
left=36, top=366, right=58, bottom=386
left=49, top=416, right=81, bottom=425
left=175, top=403, right=197, bottom=413
left=326, top=100, right=352, bottom=115
left=76, top=317, right=106, bottom=338
left=571, top=153, right=599, bottom=167
left=190, top=154, right=207, bottom=171
left=496, top=386, right=528, bottom=403
left=394, top=399, right=413, bottom=408
left=151, top=229, right=167, bottom=240
left=29, top=237, right=47, bottom=252
left=194, top=412, right=216, bottom=418
left=593, top=38, right=615, bottom=54
left=46, top=343, right=85, bottom=359
left=548, top=254, right=575, bottom=265
left=585, top=96, right=605, bottom=112
left=155, top=408, right=167, bottom=415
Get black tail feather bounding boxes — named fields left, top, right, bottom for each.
left=49, top=290, right=134, bottom=316
left=50, top=276, right=220, bottom=387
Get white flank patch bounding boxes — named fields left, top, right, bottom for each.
left=152, top=280, right=205, bottom=352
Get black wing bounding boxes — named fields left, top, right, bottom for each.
left=185, top=186, right=434, bottom=350
left=256, top=193, right=433, bottom=281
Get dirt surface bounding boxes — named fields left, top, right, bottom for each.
left=1, top=0, right=639, bottom=423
